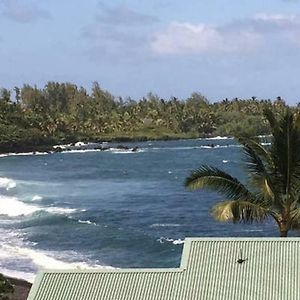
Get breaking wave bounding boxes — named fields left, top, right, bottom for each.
left=3, top=245, right=113, bottom=271
left=78, top=219, right=97, bottom=226
left=0, top=177, right=16, bottom=190
left=0, top=196, right=39, bottom=217
left=157, top=237, right=185, bottom=245
left=32, top=195, right=43, bottom=201
left=0, top=195, right=77, bottom=217
left=0, top=152, right=48, bottom=158
left=198, top=136, right=234, bottom=140
left=0, top=238, right=114, bottom=282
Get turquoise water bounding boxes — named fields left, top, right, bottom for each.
left=0, top=138, right=283, bottom=281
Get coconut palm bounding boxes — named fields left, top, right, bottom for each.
left=185, top=109, right=300, bottom=237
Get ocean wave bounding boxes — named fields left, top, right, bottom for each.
left=3, top=246, right=113, bottom=270
left=61, top=148, right=143, bottom=155
left=109, top=148, right=144, bottom=154
left=61, top=149, right=101, bottom=154
left=45, top=207, right=77, bottom=214
left=0, top=152, right=48, bottom=158
left=0, top=196, right=40, bottom=217
left=157, top=237, right=185, bottom=245
left=0, top=244, right=114, bottom=282
left=150, top=223, right=180, bottom=228
left=32, top=195, right=43, bottom=201
left=151, top=144, right=242, bottom=151
left=242, top=229, right=263, bottom=232
left=0, top=177, right=16, bottom=190
left=0, top=229, right=36, bottom=282
left=198, top=136, right=234, bottom=140
left=0, top=195, right=77, bottom=217
left=0, top=267, right=35, bottom=283
left=78, top=219, right=97, bottom=226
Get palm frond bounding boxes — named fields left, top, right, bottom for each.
left=294, top=112, right=300, bottom=132
left=263, top=108, right=279, bottom=134
left=237, top=137, right=273, bottom=169
left=289, top=207, right=300, bottom=229
left=270, top=109, right=300, bottom=199
left=244, top=144, right=266, bottom=175
left=243, top=144, right=274, bottom=201
left=211, top=200, right=270, bottom=223
left=185, top=165, right=254, bottom=200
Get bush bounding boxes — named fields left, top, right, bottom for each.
left=0, top=274, right=14, bottom=295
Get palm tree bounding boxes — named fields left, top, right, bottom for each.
left=185, top=109, right=300, bottom=237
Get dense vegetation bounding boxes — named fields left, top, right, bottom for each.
left=0, top=273, right=13, bottom=299
left=0, top=81, right=293, bottom=153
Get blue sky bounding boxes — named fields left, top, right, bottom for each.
left=1, top=0, right=300, bottom=103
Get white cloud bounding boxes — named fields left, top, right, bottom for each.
left=152, top=13, right=300, bottom=55
left=151, top=22, right=261, bottom=55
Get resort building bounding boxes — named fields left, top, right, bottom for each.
left=28, top=237, right=300, bottom=299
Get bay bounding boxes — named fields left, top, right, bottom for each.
left=0, top=138, right=285, bottom=282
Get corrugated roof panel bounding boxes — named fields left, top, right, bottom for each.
left=28, top=238, right=300, bottom=300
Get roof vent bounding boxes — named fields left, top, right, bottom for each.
left=237, top=248, right=247, bottom=264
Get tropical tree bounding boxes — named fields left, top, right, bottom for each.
left=185, top=109, right=300, bottom=237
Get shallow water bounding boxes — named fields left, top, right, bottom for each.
left=0, top=138, right=287, bottom=282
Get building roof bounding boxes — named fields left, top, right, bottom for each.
left=28, top=237, right=300, bottom=300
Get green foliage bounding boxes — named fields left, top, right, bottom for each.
left=0, top=81, right=295, bottom=153
left=186, top=109, right=300, bottom=237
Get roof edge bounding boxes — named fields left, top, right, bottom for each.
left=184, top=237, right=300, bottom=242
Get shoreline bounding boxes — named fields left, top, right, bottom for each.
left=0, top=135, right=234, bottom=156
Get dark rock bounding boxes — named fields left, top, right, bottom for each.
left=53, top=147, right=63, bottom=153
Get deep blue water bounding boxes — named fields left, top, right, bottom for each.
left=0, top=138, right=286, bottom=281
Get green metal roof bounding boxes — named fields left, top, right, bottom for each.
left=28, top=237, right=300, bottom=299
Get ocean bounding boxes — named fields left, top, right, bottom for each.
left=0, top=137, right=286, bottom=282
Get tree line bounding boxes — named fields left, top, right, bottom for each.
left=0, top=81, right=293, bottom=152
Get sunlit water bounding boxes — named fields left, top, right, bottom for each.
left=0, top=138, right=287, bottom=282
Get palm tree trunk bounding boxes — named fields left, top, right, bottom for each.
left=280, top=230, right=288, bottom=237
left=279, top=221, right=289, bottom=237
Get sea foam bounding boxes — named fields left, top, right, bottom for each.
left=0, top=196, right=39, bottom=217
left=0, top=245, right=114, bottom=282
left=32, top=195, right=43, bottom=201
left=45, top=207, right=77, bottom=214
left=157, top=237, right=185, bottom=245
left=0, top=195, right=77, bottom=217
left=0, top=152, right=48, bottom=158
left=198, top=136, right=234, bottom=140
left=0, top=177, right=16, bottom=190
left=78, top=219, right=97, bottom=226
left=6, top=245, right=115, bottom=271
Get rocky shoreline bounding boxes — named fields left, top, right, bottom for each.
left=0, top=133, right=204, bottom=155
left=0, top=142, right=142, bottom=157
left=53, top=142, right=140, bottom=153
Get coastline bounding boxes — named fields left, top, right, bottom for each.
left=0, top=134, right=234, bottom=156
